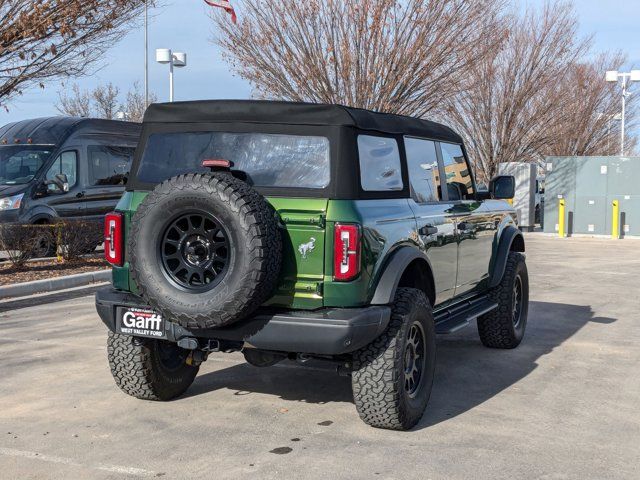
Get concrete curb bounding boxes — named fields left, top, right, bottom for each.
left=0, top=270, right=111, bottom=300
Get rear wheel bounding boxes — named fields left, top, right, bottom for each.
left=107, top=331, right=199, bottom=400
left=477, top=251, right=529, bottom=348
left=351, top=288, right=436, bottom=430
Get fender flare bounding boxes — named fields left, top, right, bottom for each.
left=370, top=247, right=435, bottom=305
left=489, top=226, right=525, bottom=288
left=24, top=204, right=57, bottom=224
left=29, top=213, right=55, bottom=224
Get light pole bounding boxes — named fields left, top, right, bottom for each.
left=597, top=112, right=622, bottom=154
left=606, top=69, right=640, bottom=156
left=156, top=49, right=187, bottom=102
left=144, top=1, right=148, bottom=107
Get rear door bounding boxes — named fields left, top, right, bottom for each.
left=404, top=137, right=458, bottom=304
left=83, top=145, right=135, bottom=219
left=438, top=142, right=495, bottom=297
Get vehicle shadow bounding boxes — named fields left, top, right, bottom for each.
left=186, top=359, right=354, bottom=404
left=417, top=301, right=615, bottom=429
left=186, top=301, right=615, bottom=427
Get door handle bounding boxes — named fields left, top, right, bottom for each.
left=76, top=191, right=85, bottom=198
left=419, top=224, right=438, bottom=236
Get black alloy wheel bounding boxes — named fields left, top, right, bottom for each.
left=512, top=274, right=524, bottom=328
left=160, top=212, right=231, bottom=292
left=404, top=321, right=427, bottom=398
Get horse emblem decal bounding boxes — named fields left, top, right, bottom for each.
left=298, top=237, right=316, bottom=259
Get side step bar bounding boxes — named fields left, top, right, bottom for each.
left=434, top=296, right=498, bottom=334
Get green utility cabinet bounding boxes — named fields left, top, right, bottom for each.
left=543, top=156, right=640, bottom=237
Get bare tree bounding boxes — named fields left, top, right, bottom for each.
left=545, top=52, right=637, bottom=157
left=56, top=84, right=91, bottom=118
left=92, top=83, right=121, bottom=120
left=56, top=82, right=155, bottom=121
left=443, top=2, right=590, bottom=182
left=212, top=0, right=505, bottom=118
left=0, top=0, right=149, bottom=110
left=123, top=81, right=157, bottom=122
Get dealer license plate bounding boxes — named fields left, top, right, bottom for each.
left=116, top=307, right=166, bottom=339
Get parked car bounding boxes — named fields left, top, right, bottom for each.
left=0, top=117, right=141, bottom=256
left=96, top=100, right=528, bottom=431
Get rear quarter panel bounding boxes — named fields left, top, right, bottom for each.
left=322, top=199, right=417, bottom=307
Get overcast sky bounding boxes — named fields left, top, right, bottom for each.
left=1, top=0, right=638, bottom=127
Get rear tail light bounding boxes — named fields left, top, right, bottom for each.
left=333, top=223, right=361, bottom=282
left=105, top=212, right=123, bottom=266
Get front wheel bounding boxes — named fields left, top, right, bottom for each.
left=107, top=332, right=199, bottom=400
left=351, top=288, right=436, bottom=430
left=33, top=228, right=55, bottom=258
left=477, top=251, right=529, bottom=349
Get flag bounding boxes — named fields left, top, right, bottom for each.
left=204, top=0, right=237, bottom=24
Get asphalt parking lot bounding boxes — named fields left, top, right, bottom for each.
left=1, top=235, right=639, bottom=479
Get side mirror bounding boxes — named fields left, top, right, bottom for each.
left=489, top=175, right=515, bottom=200
left=44, top=173, right=69, bottom=194
left=56, top=173, right=70, bottom=192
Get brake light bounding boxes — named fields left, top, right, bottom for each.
left=105, top=212, right=123, bottom=266
left=202, top=158, right=232, bottom=168
left=333, top=223, right=361, bottom=282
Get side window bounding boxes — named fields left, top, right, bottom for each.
left=88, top=146, right=134, bottom=186
left=358, top=135, right=403, bottom=191
left=46, top=151, right=78, bottom=190
left=440, top=143, right=474, bottom=201
left=404, top=137, right=441, bottom=203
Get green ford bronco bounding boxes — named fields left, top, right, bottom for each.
left=96, top=100, right=528, bottom=430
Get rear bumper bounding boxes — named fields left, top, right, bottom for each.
left=95, top=287, right=391, bottom=355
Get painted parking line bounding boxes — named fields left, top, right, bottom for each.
left=0, top=447, right=158, bottom=477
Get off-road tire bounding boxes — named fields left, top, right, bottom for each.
left=129, top=173, right=282, bottom=329
left=477, top=251, right=529, bottom=349
left=107, top=331, right=199, bottom=400
left=351, top=288, right=436, bottom=430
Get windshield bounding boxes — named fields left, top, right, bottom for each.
left=0, top=145, right=54, bottom=185
left=137, top=131, right=330, bottom=189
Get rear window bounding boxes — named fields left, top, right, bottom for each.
left=136, top=132, right=330, bottom=189
left=357, top=135, right=403, bottom=191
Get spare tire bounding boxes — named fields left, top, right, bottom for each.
left=129, top=173, right=282, bottom=329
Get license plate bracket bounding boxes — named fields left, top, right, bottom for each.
left=116, top=307, right=167, bottom=339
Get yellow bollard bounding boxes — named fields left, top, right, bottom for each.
left=612, top=200, right=620, bottom=239
left=558, top=198, right=566, bottom=238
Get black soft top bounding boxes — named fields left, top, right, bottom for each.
left=0, top=117, right=141, bottom=146
left=143, top=100, right=463, bottom=144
